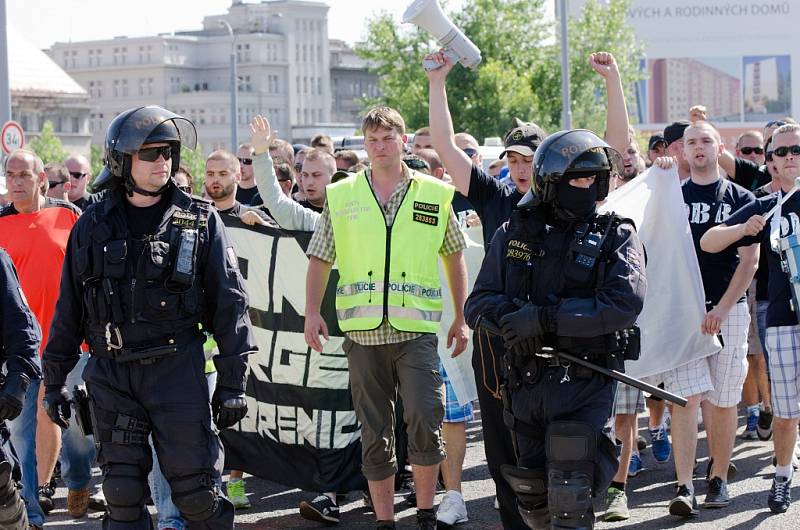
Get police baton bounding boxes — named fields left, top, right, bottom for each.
left=476, top=318, right=688, bottom=407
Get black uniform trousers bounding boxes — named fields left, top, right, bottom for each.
left=84, top=333, right=233, bottom=530
left=511, top=368, right=618, bottom=492
left=0, top=421, right=27, bottom=528
left=472, top=330, right=528, bottom=530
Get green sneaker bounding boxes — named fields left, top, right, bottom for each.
left=604, top=486, right=630, bottom=522
left=227, top=479, right=252, bottom=510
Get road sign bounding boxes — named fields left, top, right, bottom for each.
left=1, top=120, right=24, bottom=154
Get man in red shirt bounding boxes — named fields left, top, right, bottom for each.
left=0, top=149, right=79, bottom=529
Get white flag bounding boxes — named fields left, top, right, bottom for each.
left=600, top=167, right=720, bottom=378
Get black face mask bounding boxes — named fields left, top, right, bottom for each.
left=555, top=181, right=597, bottom=220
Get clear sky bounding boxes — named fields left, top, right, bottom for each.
left=7, top=0, right=467, bottom=50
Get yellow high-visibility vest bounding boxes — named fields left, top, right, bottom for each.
left=327, top=170, right=454, bottom=333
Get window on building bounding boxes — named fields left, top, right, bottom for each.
left=295, top=44, right=299, bottom=62
left=317, top=45, right=321, bottom=63
left=122, top=79, right=128, bottom=97
left=113, top=79, right=119, bottom=97
left=303, top=76, right=308, bottom=94
left=148, top=78, right=154, bottom=96
left=96, top=81, right=103, bottom=98
left=121, top=47, right=127, bottom=65
left=296, top=108, right=300, bottom=123
left=62, top=51, right=69, bottom=68
left=296, top=76, right=300, bottom=94
left=72, top=117, right=80, bottom=133
left=302, top=44, right=307, bottom=62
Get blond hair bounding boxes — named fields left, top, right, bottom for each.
left=361, top=106, right=405, bottom=136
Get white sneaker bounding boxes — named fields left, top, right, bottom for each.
left=437, top=490, right=468, bottom=526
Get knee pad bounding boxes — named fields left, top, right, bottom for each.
left=546, top=422, right=596, bottom=529
left=103, top=463, right=148, bottom=523
left=170, top=473, right=220, bottom=522
left=0, top=461, right=27, bottom=530
left=500, top=465, right=550, bottom=530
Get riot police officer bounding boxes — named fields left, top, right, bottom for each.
left=465, top=130, right=646, bottom=529
left=42, top=106, right=257, bottom=530
left=0, top=248, right=41, bottom=530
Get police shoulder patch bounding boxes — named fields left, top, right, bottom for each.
left=413, top=201, right=440, bottom=214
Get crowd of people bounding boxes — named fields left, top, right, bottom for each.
left=0, top=45, right=798, bottom=530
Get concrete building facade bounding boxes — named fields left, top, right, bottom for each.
left=48, top=0, right=375, bottom=151
left=9, top=28, right=92, bottom=158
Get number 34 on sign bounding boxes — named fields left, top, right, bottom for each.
left=1, top=121, right=25, bottom=155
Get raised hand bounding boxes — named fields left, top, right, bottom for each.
left=589, top=52, right=620, bottom=79
left=249, top=115, right=276, bottom=155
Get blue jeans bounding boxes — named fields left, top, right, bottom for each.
left=8, top=378, right=44, bottom=527
left=60, top=352, right=96, bottom=490
left=148, top=371, right=217, bottom=530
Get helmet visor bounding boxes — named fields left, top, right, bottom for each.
left=112, top=106, right=197, bottom=154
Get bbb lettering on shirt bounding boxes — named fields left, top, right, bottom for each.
left=685, top=202, right=732, bottom=224
left=780, top=211, right=800, bottom=237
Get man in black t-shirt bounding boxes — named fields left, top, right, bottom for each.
left=703, top=123, right=800, bottom=514
left=651, top=121, right=757, bottom=516
left=205, top=150, right=277, bottom=228
left=235, top=143, right=264, bottom=206
left=718, top=119, right=797, bottom=192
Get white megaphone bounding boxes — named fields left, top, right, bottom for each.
left=402, top=0, right=482, bottom=71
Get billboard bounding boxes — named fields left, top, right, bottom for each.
left=571, top=1, right=798, bottom=139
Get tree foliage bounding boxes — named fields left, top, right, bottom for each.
left=180, top=144, right=207, bottom=193
left=27, top=121, right=68, bottom=166
left=357, top=0, right=644, bottom=141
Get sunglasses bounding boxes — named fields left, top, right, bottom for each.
left=48, top=180, right=68, bottom=188
left=739, top=146, right=764, bottom=155
left=238, top=157, right=253, bottom=166
left=294, top=163, right=303, bottom=172
left=277, top=178, right=293, bottom=183
left=766, top=120, right=787, bottom=129
left=177, top=185, right=192, bottom=193
left=69, top=171, right=86, bottom=179
left=137, top=145, right=173, bottom=162
left=766, top=151, right=774, bottom=162
left=772, top=145, right=800, bottom=158
left=462, top=148, right=478, bottom=158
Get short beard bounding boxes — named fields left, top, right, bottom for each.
left=205, top=182, right=234, bottom=200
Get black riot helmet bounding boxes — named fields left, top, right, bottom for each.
left=531, top=129, right=622, bottom=205
left=93, top=106, right=197, bottom=196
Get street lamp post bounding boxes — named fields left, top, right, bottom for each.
left=219, top=20, right=238, bottom=151
left=557, top=0, right=572, bottom=130
left=0, top=0, right=11, bottom=127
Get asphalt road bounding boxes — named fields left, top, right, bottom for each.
left=45, top=406, right=800, bottom=529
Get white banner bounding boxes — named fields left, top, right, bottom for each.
left=600, top=166, right=721, bottom=378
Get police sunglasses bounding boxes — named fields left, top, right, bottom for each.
left=461, top=148, right=478, bottom=158
left=766, top=120, right=787, bottom=129
left=739, top=146, right=764, bottom=155
left=238, top=157, right=253, bottom=166
left=69, top=171, right=86, bottom=179
left=772, top=145, right=800, bottom=158
left=177, top=185, right=192, bottom=193
left=137, top=145, right=173, bottom=162
left=766, top=151, right=774, bottom=162
left=48, top=180, right=68, bottom=188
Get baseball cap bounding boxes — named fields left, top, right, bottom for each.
left=648, top=135, right=667, bottom=151
left=663, top=121, right=691, bottom=146
left=500, top=118, right=545, bottom=159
